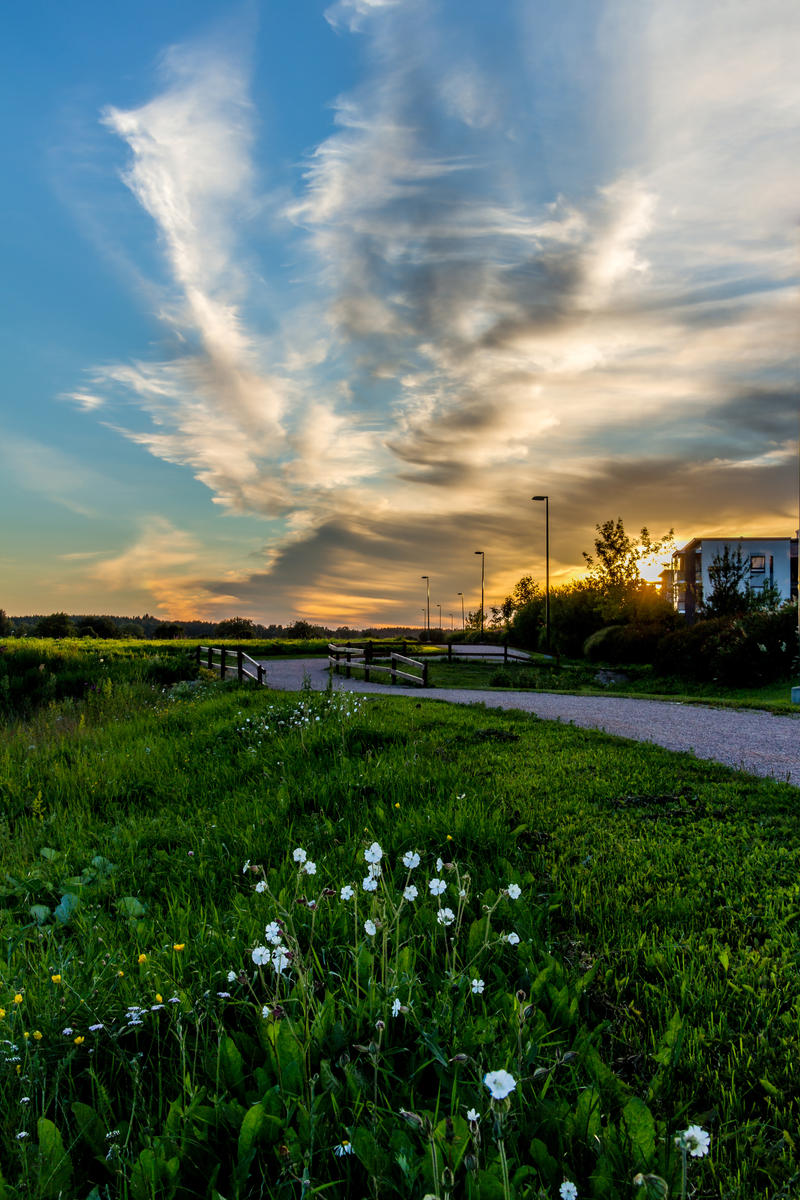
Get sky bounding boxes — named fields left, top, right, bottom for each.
left=1, top=0, right=798, bottom=626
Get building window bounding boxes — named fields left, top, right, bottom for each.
left=750, top=555, right=765, bottom=573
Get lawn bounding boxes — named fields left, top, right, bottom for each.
left=0, top=650, right=798, bottom=1198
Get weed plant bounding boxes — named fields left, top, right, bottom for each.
left=0, top=666, right=797, bottom=1197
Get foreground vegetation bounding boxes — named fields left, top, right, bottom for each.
left=0, top=652, right=798, bottom=1198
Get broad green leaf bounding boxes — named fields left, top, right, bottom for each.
left=54, top=892, right=80, bottom=924
left=574, top=1085, right=602, bottom=1141
left=622, top=1097, right=656, bottom=1169
left=119, top=896, right=147, bottom=919
left=71, top=1101, right=106, bottom=1157
left=220, top=1035, right=245, bottom=1092
left=36, top=1118, right=72, bottom=1200
left=39, top=847, right=59, bottom=861
left=29, top=904, right=50, bottom=925
left=351, top=1127, right=381, bottom=1175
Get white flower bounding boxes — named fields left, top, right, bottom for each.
left=252, top=946, right=270, bottom=966
left=16, top=1132, right=29, bottom=1140
left=255, top=881, right=267, bottom=893
left=89, top=1023, right=104, bottom=1032
left=429, top=878, right=446, bottom=896
left=459, top=888, right=467, bottom=898
left=242, top=859, right=251, bottom=874
left=403, top=884, right=418, bottom=902
left=217, top=992, right=231, bottom=999
left=272, top=947, right=290, bottom=973
left=364, top=919, right=377, bottom=936
left=391, top=998, right=401, bottom=1017
left=560, top=1183, right=578, bottom=1200
left=436, top=856, right=444, bottom=872
left=262, top=1005, right=272, bottom=1019
left=227, top=970, right=237, bottom=983
left=506, top=932, right=520, bottom=945
left=292, top=847, right=307, bottom=864
left=364, top=841, right=383, bottom=864
left=303, top=860, right=317, bottom=875
left=484, top=1069, right=516, bottom=1100
left=265, top=922, right=282, bottom=944
left=402, top=850, right=420, bottom=869
left=340, top=884, right=354, bottom=900
left=437, top=907, right=455, bottom=926
left=61, top=1027, right=74, bottom=1037
left=466, top=1107, right=480, bottom=1122
left=677, top=1126, right=711, bottom=1158
left=362, top=875, right=379, bottom=892
left=471, top=978, right=485, bottom=994
left=507, top=883, right=521, bottom=900
left=333, top=1139, right=354, bottom=1157
left=368, top=861, right=382, bottom=879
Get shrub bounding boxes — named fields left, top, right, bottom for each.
left=583, top=624, right=667, bottom=666
left=655, top=609, right=797, bottom=686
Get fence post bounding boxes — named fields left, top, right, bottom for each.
left=237, top=648, right=244, bottom=682
left=391, top=654, right=397, bottom=684
left=365, top=641, right=373, bottom=663
left=402, top=639, right=406, bottom=655
left=220, top=647, right=226, bottom=680
left=258, top=663, right=264, bottom=685
left=346, top=650, right=352, bottom=679
left=207, top=646, right=213, bottom=670
left=422, top=660, right=428, bottom=687
left=195, top=645, right=200, bottom=669
left=504, top=642, right=508, bottom=664
left=448, top=642, right=452, bottom=661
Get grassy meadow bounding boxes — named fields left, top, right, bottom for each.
left=0, top=641, right=798, bottom=1199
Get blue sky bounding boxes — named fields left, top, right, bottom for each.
left=2, top=0, right=798, bottom=625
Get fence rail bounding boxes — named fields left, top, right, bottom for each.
left=196, top=645, right=266, bottom=685
left=328, top=643, right=428, bottom=687
left=445, top=644, right=530, bottom=663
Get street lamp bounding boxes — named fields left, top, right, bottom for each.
left=474, top=551, right=485, bottom=637
left=421, top=575, right=430, bottom=640
left=532, top=496, right=550, bottom=651
left=436, top=602, right=442, bottom=631
left=457, top=592, right=465, bottom=630
left=449, top=612, right=454, bottom=630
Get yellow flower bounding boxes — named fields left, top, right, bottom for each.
left=0, top=1008, right=5, bottom=1019
left=446, top=834, right=453, bottom=841
left=23, top=1031, right=30, bottom=1039
left=155, top=994, right=163, bottom=1003
left=173, top=943, right=185, bottom=952
left=394, top=802, right=400, bottom=809
left=74, top=1035, right=84, bottom=1045
left=15, top=1063, right=20, bottom=1075
left=51, top=974, right=62, bottom=984
left=117, top=970, right=124, bottom=978
left=33, top=1030, right=43, bottom=1041
left=137, top=954, right=147, bottom=965
left=13, top=994, right=23, bottom=1004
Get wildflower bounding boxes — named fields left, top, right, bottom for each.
left=117, top=970, right=124, bottom=977
left=446, top=834, right=453, bottom=841
left=437, top=907, right=455, bottom=926
left=364, top=841, right=383, bottom=864
left=33, top=1031, right=42, bottom=1041
left=62, top=1028, right=74, bottom=1037
left=507, top=883, right=522, bottom=900
left=16, top=1132, right=29, bottom=1140
left=560, top=1184, right=578, bottom=1200
left=303, top=860, right=317, bottom=875
left=367, top=861, right=382, bottom=878
left=155, top=994, right=163, bottom=1003
left=394, top=802, right=400, bottom=809
left=217, top=991, right=231, bottom=999
left=340, top=885, right=354, bottom=900
left=402, top=850, right=420, bottom=869
left=471, top=978, right=485, bottom=994
left=252, top=946, right=270, bottom=966
left=364, top=919, right=377, bottom=936
left=74, top=1036, right=85, bottom=1045
left=242, top=860, right=251, bottom=874
left=13, top=994, right=22, bottom=1005
left=436, top=857, right=444, bottom=872
left=333, top=1139, right=354, bottom=1157
left=429, top=878, right=446, bottom=896
left=0, top=1009, right=4, bottom=1018
left=23, top=1032, right=29, bottom=1039
left=483, top=1069, right=516, bottom=1100
left=466, top=1108, right=479, bottom=1122
left=137, top=954, right=147, bottom=964
left=506, top=932, right=520, bottom=945
left=403, top=884, right=418, bottom=902
left=173, top=943, right=185, bottom=952
left=676, top=1126, right=711, bottom=1158
left=292, top=848, right=307, bottom=864
left=89, top=1024, right=104, bottom=1032
left=227, top=970, right=237, bottom=983
left=255, top=881, right=267, bottom=893
left=265, top=922, right=282, bottom=944
left=391, top=998, right=402, bottom=1017
left=50, top=974, right=62, bottom=984
left=21, top=1096, right=31, bottom=1104
left=168, top=996, right=179, bottom=1004
left=262, top=1005, right=272, bottom=1019
left=362, top=875, right=378, bottom=892
left=272, top=947, right=290, bottom=973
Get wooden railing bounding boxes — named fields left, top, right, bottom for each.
left=196, top=645, right=266, bottom=685
left=328, top=644, right=428, bottom=687
left=445, top=643, right=530, bottom=663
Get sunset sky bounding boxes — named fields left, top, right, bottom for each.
left=2, top=0, right=798, bottom=626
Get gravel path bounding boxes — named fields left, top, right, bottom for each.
left=257, top=657, right=800, bottom=789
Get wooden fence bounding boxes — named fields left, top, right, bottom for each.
left=445, top=643, right=530, bottom=663
left=328, top=643, right=428, bottom=687
left=196, top=645, right=266, bottom=685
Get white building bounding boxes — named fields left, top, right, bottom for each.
left=671, top=536, right=797, bottom=619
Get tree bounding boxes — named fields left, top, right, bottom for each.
left=703, top=545, right=749, bottom=617
left=215, top=616, right=257, bottom=640
left=34, top=613, right=74, bottom=638
left=0, top=609, right=11, bottom=636
left=154, top=621, right=185, bottom=639
left=582, top=517, right=673, bottom=622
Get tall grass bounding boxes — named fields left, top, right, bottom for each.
left=0, top=659, right=797, bottom=1197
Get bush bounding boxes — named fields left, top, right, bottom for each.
left=583, top=623, right=668, bottom=666
left=654, top=609, right=797, bottom=686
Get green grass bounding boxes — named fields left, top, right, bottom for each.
left=0, top=658, right=798, bottom=1198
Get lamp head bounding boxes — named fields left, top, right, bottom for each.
left=532, top=495, right=547, bottom=501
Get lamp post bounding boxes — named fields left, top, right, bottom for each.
left=421, top=576, right=430, bottom=640
left=449, top=612, right=454, bottom=630
left=532, top=496, right=550, bottom=652
left=474, top=550, right=485, bottom=637
left=436, top=602, right=442, bottom=631
left=457, top=591, right=465, bottom=630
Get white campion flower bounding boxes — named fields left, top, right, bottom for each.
left=507, top=883, right=522, bottom=900
left=506, top=932, right=520, bottom=945
left=303, top=860, right=317, bottom=875
left=484, top=1069, right=516, bottom=1100
left=340, top=884, right=354, bottom=900
left=676, top=1126, right=711, bottom=1158
left=255, top=881, right=267, bottom=894
left=364, top=919, right=377, bottom=936
left=261, top=1005, right=271, bottom=1019
left=466, top=1107, right=480, bottom=1122
left=402, top=850, right=420, bottom=869
left=429, top=878, right=446, bottom=896
left=471, top=978, right=485, bottom=994
left=227, top=970, right=237, bottom=983
left=252, top=946, right=270, bottom=966
left=437, top=907, right=455, bottom=926
left=362, top=875, right=379, bottom=892
left=264, top=922, right=282, bottom=944
left=559, top=1183, right=578, bottom=1200
left=367, top=861, right=382, bottom=878
left=436, top=856, right=444, bottom=872
left=391, top=998, right=401, bottom=1017
left=272, top=947, right=290, bottom=973
left=242, top=860, right=251, bottom=874
left=403, top=884, right=418, bottom=902
left=292, top=848, right=307, bottom=864
left=364, top=841, right=383, bottom=864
